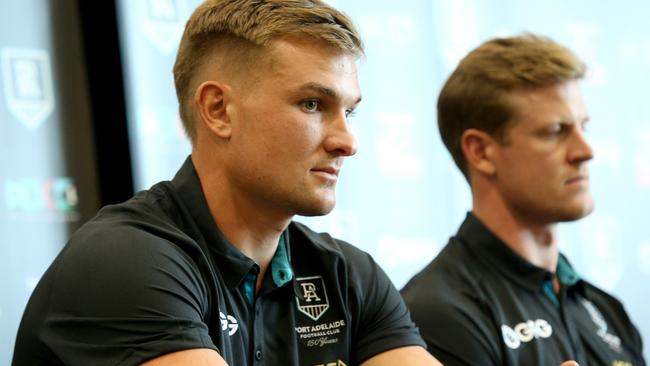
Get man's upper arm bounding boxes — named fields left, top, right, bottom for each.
left=43, top=225, right=218, bottom=364
left=140, top=349, right=228, bottom=366
left=360, top=346, right=442, bottom=366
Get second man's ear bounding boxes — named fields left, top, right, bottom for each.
left=460, top=128, right=497, bottom=177
left=194, top=80, right=232, bottom=139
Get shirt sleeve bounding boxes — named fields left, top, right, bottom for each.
left=401, top=274, right=502, bottom=365
left=340, top=244, right=426, bottom=365
left=41, top=222, right=218, bottom=366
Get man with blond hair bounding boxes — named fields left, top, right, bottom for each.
left=13, top=1, right=441, bottom=365
left=402, top=34, right=645, bottom=365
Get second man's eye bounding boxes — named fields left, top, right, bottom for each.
left=302, top=100, right=320, bottom=112
left=548, top=123, right=568, bottom=135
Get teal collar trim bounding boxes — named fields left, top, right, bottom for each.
left=542, top=279, right=559, bottom=306
left=243, top=272, right=256, bottom=305
left=556, top=254, right=580, bottom=286
left=242, top=233, right=293, bottom=305
left=271, top=234, right=293, bottom=287
left=542, top=254, right=581, bottom=306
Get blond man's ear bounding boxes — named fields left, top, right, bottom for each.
left=194, top=80, right=233, bottom=140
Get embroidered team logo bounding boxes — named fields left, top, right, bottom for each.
left=1, top=48, right=55, bottom=129
left=141, top=0, right=188, bottom=53
left=296, top=276, right=329, bottom=321
left=315, top=361, right=347, bottom=366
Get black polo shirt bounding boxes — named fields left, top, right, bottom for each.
left=13, top=157, right=424, bottom=366
left=401, top=213, right=645, bottom=366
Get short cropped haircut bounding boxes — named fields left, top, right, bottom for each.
left=173, top=0, right=364, bottom=142
left=437, top=34, right=586, bottom=180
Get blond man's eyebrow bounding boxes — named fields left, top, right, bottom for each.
left=299, top=82, right=362, bottom=105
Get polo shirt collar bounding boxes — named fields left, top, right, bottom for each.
left=242, top=233, right=294, bottom=304
left=170, top=156, right=257, bottom=289
left=556, top=254, right=580, bottom=286
left=271, top=234, right=294, bottom=287
left=457, top=212, right=582, bottom=292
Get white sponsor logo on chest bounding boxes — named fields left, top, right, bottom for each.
left=501, top=318, right=553, bottom=349
left=219, top=311, right=238, bottom=336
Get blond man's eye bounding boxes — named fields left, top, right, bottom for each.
left=302, top=100, right=319, bottom=112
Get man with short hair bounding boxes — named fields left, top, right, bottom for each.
left=13, top=1, right=440, bottom=365
left=401, top=34, right=645, bottom=365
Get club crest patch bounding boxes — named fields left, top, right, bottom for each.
left=296, top=276, right=329, bottom=321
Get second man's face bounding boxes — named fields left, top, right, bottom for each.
left=491, top=80, right=594, bottom=225
left=223, top=36, right=362, bottom=219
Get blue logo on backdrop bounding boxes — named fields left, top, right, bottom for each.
left=1, top=48, right=55, bottom=129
